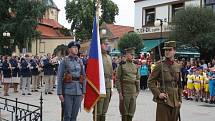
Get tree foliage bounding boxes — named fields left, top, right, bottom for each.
left=170, top=6, right=215, bottom=59
left=0, top=0, right=46, bottom=54
left=65, top=0, right=119, bottom=41
left=118, top=32, right=143, bottom=55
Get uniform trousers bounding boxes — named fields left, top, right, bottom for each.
left=120, top=95, right=137, bottom=120
left=93, top=88, right=111, bottom=121
left=44, top=75, right=53, bottom=93
left=32, top=75, right=39, bottom=91
left=22, top=77, right=31, bottom=94
left=156, top=103, right=180, bottom=121
left=64, top=95, right=82, bottom=121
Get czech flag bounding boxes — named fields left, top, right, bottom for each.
left=84, top=16, right=106, bottom=112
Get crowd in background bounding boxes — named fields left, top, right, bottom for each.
left=0, top=53, right=59, bottom=96
left=1, top=52, right=215, bottom=105
left=111, top=53, right=215, bottom=104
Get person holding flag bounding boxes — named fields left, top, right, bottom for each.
left=92, top=37, right=113, bottom=121
left=57, top=41, right=86, bottom=121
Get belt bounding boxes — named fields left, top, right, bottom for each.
left=73, top=77, right=80, bottom=80
left=164, top=81, right=177, bottom=88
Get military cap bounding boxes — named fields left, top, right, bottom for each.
left=68, top=41, right=80, bottom=49
left=163, top=41, right=176, bottom=49
left=100, top=37, right=109, bottom=44
left=124, top=47, right=136, bottom=54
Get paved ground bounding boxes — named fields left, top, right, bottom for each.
left=0, top=88, right=215, bottom=121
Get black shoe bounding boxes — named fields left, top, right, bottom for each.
left=22, top=93, right=25, bottom=95
left=190, top=98, right=193, bottom=101
left=186, top=98, right=189, bottom=100
left=48, top=92, right=53, bottom=94
left=27, top=93, right=32, bottom=95
left=200, top=98, right=203, bottom=102
left=35, top=90, right=39, bottom=92
left=195, top=99, right=198, bottom=102
left=45, top=92, right=48, bottom=95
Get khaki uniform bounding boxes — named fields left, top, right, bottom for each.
left=93, top=52, right=113, bottom=121
left=148, top=59, right=182, bottom=121
left=116, top=60, right=140, bottom=121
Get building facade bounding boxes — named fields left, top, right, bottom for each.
left=134, top=0, right=204, bottom=59
left=31, top=0, right=73, bottom=56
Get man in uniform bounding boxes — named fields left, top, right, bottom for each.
left=57, top=41, right=86, bottom=121
left=116, top=47, right=140, bottom=121
left=147, top=41, right=182, bottom=121
left=93, top=37, right=113, bottom=121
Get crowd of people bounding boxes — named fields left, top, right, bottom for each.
left=0, top=53, right=60, bottom=96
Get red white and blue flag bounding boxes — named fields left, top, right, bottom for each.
left=84, top=16, right=106, bottom=112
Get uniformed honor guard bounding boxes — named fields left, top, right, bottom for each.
left=116, top=47, right=140, bottom=121
left=148, top=41, right=183, bottom=121
left=93, top=38, right=113, bottom=121
left=10, top=53, right=20, bottom=93
left=57, top=41, right=86, bottom=121
left=43, top=53, right=55, bottom=94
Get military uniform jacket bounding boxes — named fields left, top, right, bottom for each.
left=9, top=59, right=20, bottom=77
left=57, top=56, right=86, bottom=96
left=147, top=60, right=182, bottom=107
left=102, top=52, right=113, bottom=89
left=116, top=60, right=140, bottom=95
left=20, top=59, right=31, bottom=77
left=43, top=59, right=54, bottom=75
left=2, top=61, right=11, bottom=78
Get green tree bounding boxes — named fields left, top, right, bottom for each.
left=170, top=6, right=215, bottom=59
left=0, top=0, right=46, bottom=54
left=65, top=0, right=119, bottom=41
left=14, top=0, right=46, bottom=51
left=118, top=32, right=143, bottom=55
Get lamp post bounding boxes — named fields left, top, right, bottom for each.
left=154, top=19, right=168, bottom=60
left=73, top=29, right=76, bottom=42
left=2, top=31, right=11, bottom=55
left=154, top=19, right=168, bottom=40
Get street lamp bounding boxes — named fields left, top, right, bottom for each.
left=154, top=19, right=168, bottom=39
left=3, top=31, right=10, bottom=38
left=2, top=31, right=11, bottom=55
left=73, top=29, right=76, bottom=41
left=154, top=19, right=168, bottom=60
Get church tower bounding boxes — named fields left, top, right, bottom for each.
left=42, top=0, right=60, bottom=21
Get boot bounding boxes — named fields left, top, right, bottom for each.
left=100, top=115, right=106, bottom=121
left=122, top=115, right=127, bottom=121
left=127, top=116, right=133, bottom=121
left=97, top=115, right=101, bottom=121
left=14, top=84, right=18, bottom=93
left=4, top=84, right=9, bottom=96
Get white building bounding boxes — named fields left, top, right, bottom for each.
left=134, top=0, right=205, bottom=39
left=134, top=0, right=214, bottom=59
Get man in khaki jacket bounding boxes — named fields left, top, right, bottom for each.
left=93, top=37, right=113, bottom=121
left=148, top=41, right=182, bottom=121
left=116, top=47, right=140, bottom=121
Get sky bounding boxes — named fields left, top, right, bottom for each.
left=53, top=0, right=134, bottom=28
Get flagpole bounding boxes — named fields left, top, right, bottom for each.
left=94, top=0, right=100, bottom=121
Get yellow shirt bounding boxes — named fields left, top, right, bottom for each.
left=194, top=75, right=203, bottom=83
left=187, top=74, right=194, bottom=83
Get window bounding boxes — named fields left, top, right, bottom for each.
left=172, top=3, right=184, bottom=19
left=205, top=0, right=215, bottom=5
left=39, top=41, right=45, bottom=53
left=145, top=8, right=155, bottom=26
